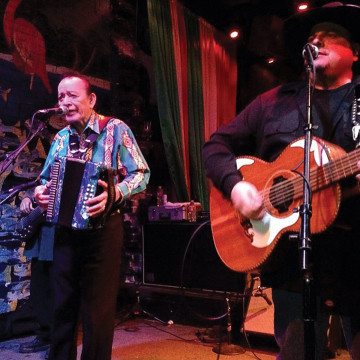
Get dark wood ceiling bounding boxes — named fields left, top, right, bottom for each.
left=183, top=0, right=294, bottom=30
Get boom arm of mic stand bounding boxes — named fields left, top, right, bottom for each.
left=0, top=179, right=39, bottom=205
left=0, top=119, right=46, bottom=177
left=0, top=188, right=22, bottom=205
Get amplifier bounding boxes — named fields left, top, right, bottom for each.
left=142, top=221, right=245, bottom=293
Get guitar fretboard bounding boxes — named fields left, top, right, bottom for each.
left=320, top=147, right=360, bottom=186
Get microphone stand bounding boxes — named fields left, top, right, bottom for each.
left=0, top=179, right=40, bottom=205
left=0, top=114, right=46, bottom=178
left=212, top=297, right=246, bottom=356
left=298, top=50, right=317, bottom=360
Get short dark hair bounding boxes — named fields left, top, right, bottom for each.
left=60, top=72, right=92, bottom=95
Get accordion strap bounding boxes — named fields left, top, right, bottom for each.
left=352, top=86, right=360, bottom=148
left=99, top=115, right=113, bottom=133
left=98, top=116, right=117, bottom=226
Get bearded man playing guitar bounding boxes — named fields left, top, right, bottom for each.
left=203, top=3, right=360, bottom=359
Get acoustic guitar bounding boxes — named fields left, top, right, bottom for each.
left=210, top=136, right=360, bottom=273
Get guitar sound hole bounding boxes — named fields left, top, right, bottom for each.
left=269, top=175, right=294, bottom=214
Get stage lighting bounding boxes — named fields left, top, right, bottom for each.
left=295, top=1, right=311, bottom=13
left=266, top=56, right=277, bottom=65
left=227, top=25, right=241, bottom=40
left=229, top=29, right=239, bottom=39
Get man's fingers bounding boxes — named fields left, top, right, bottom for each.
left=98, top=179, right=108, bottom=189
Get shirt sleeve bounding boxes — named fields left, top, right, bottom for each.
left=202, top=96, right=261, bottom=198
left=115, top=125, right=150, bottom=200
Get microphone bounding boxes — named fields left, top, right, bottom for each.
left=36, top=105, right=68, bottom=116
left=302, top=43, right=319, bottom=61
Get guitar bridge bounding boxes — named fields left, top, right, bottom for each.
left=240, top=217, right=254, bottom=243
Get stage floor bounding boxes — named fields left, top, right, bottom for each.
left=0, top=316, right=351, bottom=360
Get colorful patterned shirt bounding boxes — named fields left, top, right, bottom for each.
left=40, top=111, right=150, bottom=200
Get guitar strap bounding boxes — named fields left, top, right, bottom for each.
left=93, top=116, right=117, bottom=226
left=351, top=85, right=360, bottom=148
left=98, top=115, right=113, bottom=133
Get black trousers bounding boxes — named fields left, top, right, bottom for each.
left=49, top=213, right=123, bottom=360
left=30, top=258, right=53, bottom=342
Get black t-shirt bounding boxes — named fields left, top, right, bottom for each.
left=312, top=82, right=352, bottom=139
left=261, top=83, right=360, bottom=304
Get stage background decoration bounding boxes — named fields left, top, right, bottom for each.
left=147, top=0, right=237, bottom=209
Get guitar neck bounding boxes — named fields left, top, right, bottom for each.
left=266, top=144, right=360, bottom=211
left=312, top=147, right=360, bottom=190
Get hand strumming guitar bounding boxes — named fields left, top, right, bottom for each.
left=230, top=181, right=265, bottom=220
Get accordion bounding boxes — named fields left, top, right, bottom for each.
left=46, top=157, right=105, bottom=230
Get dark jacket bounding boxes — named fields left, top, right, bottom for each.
left=203, top=77, right=360, bottom=307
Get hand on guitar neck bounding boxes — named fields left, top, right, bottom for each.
left=340, top=160, right=360, bottom=199
left=230, top=181, right=265, bottom=220
left=12, top=192, right=46, bottom=242
left=13, top=203, right=46, bottom=242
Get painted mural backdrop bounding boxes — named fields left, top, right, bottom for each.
left=0, top=55, right=56, bottom=315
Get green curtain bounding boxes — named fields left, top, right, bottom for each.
left=147, top=0, right=189, bottom=201
left=184, top=9, right=208, bottom=209
left=147, top=0, right=236, bottom=209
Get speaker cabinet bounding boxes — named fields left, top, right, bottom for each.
left=142, top=221, right=245, bottom=293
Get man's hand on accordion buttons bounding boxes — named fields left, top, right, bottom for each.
left=85, top=179, right=120, bottom=218
left=34, top=182, right=51, bottom=210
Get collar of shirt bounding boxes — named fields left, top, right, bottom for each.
left=66, top=111, right=102, bottom=137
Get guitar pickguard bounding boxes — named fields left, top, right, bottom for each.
left=246, top=212, right=299, bottom=248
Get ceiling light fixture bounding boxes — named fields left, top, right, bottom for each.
left=295, top=1, right=311, bottom=13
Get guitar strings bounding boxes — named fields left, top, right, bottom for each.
left=262, top=151, right=360, bottom=209
left=259, top=149, right=360, bottom=211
